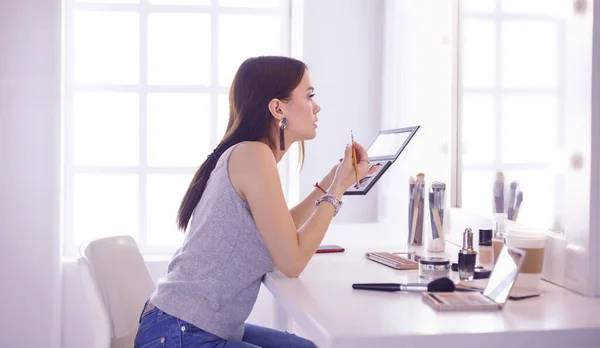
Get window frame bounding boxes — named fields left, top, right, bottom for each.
left=63, top=0, right=293, bottom=256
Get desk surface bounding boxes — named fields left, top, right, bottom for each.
left=263, top=223, right=600, bottom=348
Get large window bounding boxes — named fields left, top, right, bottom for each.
left=63, top=0, right=292, bottom=256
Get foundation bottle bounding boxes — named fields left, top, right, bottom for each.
left=478, top=228, right=493, bottom=269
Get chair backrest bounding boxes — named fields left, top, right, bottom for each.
left=77, top=257, right=112, bottom=348
left=79, top=235, right=156, bottom=348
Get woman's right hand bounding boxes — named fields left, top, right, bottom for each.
left=330, top=142, right=375, bottom=195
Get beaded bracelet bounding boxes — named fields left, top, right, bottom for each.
left=313, top=181, right=327, bottom=194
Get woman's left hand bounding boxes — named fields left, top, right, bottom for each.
left=320, top=155, right=380, bottom=191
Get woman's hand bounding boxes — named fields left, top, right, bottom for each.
left=329, top=142, right=379, bottom=196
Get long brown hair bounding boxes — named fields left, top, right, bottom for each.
left=177, top=56, right=307, bottom=231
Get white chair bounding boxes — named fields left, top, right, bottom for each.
left=79, top=235, right=156, bottom=348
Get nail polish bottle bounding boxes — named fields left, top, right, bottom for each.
left=458, top=228, right=477, bottom=281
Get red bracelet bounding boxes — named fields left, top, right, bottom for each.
left=313, top=182, right=327, bottom=194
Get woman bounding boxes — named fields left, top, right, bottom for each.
left=134, top=56, right=375, bottom=348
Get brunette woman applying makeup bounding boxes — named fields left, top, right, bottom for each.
left=134, top=56, right=375, bottom=348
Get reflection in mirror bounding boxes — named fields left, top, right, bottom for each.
left=459, top=3, right=567, bottom=233
left=484, top=246, right=524, bottom=304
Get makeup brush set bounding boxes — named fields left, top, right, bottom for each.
left=408, top=174, right=446, bottom=251
left=493, top=172, right=524, bottom=221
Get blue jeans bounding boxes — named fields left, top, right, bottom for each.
left=134, top=302, right=317, bottom=348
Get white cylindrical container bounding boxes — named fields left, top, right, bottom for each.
left=504, top=227, right=547, bottom=290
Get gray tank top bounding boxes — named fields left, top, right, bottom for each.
left=150, top=143, right=276, bottom=341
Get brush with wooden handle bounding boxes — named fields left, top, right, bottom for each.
left=409, top=174, right=424, bottom=245
left=410, top=181, right=420, bottom=244
left=415, top=173, right=425, bottom=245
left=410, top=174, right=424, bottom=244
left=417, top=192, right=425, bottom=245
left=431, top=181, right=445, bottom=243
left=513, top=191, right=523, bottom=221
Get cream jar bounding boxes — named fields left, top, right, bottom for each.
left=418, top=257, right=451, bottom=280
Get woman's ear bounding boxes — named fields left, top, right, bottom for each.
left=268, top=98, right=285, bottom=121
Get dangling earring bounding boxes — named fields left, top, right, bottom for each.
left=279, top=117, right=288, bottom=151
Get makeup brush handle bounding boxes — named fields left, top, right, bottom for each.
left=352, top=283, right=401, bottom=292
left=399, top=283, right=429, bottom=292
left=513, top=208, right=520, bottom=221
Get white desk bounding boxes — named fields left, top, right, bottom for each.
left=263, top=223, right=600, bottom=348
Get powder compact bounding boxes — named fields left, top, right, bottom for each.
left=418, top=257, right=451, bottom=280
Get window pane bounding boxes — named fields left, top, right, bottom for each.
left=502, top=170, right=554, bottom=229
left=146, top=174, right=191, bottom=246
left=77, top=0, right=138, bottom=3
left=74, top=174, right=138, bottom=245
left=462, top=0, right=496, bottom=14
left=149, top=0, right=209, bottom=4
left=78, top=0, right=138, bottom=3
left=462, top=19, right=495, bottom=89
left=501, top=20, right=558, bottom=89
left=147, top=94, right=211, bottom=166
left=74, top=11, right=139, bottom=84
left=502, top=0, right=568, bottom=16
left=461, top=94, right=495, bottom=165
left=461, top=170, right=495, bottom=217
left=73, top=92, right=139, bottom=166
left=218, top=93, right=230, bottom=141
left=148, top=14, right=211, bottom=85
left=219, top=15, right=281, bottom=86
left=219, top=0, right=280, bottom=7
left=501, top=95, right=557, bottom=164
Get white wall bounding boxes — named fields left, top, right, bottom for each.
left=299, top=0, right=384, bottom=223
left=0, top=1, right=62, bottom=348
left=593, top=0, right=600, bottom=298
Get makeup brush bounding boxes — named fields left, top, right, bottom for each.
left=508, top=182, right=517, bottom=220
left=429, top=191, right=437, bottom=239
left=494, top=172, right=505, bottom=213
left=436, top=182, right=446, bottom=234
left=416, top=173, right=426, bottom=245
left=352, top=277, right=455, bottom=293
left=513, top=191, right=523, bottom=221
left=410, top=174, right=423, bottom=244
left=415, top=173, right=425, bottom=244
left=408, top=177, right=415, bottom=240
left=431, top=181, right=445, bottom=242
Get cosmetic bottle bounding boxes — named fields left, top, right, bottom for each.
left=492, top=213, right=507, bottom=265
left=478, top=228, right=493, bottom=269
left=458, top=228, right=477, bottom=281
